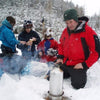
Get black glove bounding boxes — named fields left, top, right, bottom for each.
left=53, top=62, right=63, bottom=68
left=57, top=55, right=64, bottom=59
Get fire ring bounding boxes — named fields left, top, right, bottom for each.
left=48, top=91, right=64, bottom=97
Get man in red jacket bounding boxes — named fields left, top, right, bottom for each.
left=57, top=9, right=99, bottom=89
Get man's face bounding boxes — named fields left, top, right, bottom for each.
left=65, top=19, right=78, bottom=31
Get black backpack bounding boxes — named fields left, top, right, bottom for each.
left=81, top=35, right=100, bottom=60
left=94, top=35, right=100, bottom=57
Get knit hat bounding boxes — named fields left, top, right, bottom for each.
left=64, top=9, right=78, bottom=22
left=23, top=20, right=33, bottom=28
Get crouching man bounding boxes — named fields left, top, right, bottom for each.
left=57, top=9, right=99, bottom=89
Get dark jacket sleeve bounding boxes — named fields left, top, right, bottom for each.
left=17, top=33, right=27, bottom=50
left=33, top=31, right=41, bottom=44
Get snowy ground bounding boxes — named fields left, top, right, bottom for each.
left=0, top=59, right=100, bottom=100
left=0, top=41, right=100, bottom=100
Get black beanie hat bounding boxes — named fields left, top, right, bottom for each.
left=64, top=9, right=78, bottom=22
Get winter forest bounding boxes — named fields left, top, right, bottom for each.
left=0, top=0, right=100, bottom=39
left=0, top=0, right=100, bottom=100
left=0, top=0, right=99, bottom=40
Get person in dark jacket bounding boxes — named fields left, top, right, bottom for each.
left=17, top=20, right=41, bottom=60
left=56, top=9, right=99, bottom=89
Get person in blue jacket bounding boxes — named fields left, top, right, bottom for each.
left=17, top=20, right=41, bottom=60
left=0, top=16, right=25, bottom=57
left=0, top=16, right=26, bottom=75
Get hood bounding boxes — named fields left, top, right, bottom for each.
left=78, top=16, right=89, bottom=22
left=75, top=16, right=89, bottom=33
left=2, top=19, right=13, bottom=30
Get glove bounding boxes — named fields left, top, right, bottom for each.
left=54, top=62, right=63, bottom=68
left=47, top=48, right=58, bottom=56
left=57, top=55, right=64, bottom=59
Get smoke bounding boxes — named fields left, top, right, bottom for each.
left=0, top=52, right=49, bottom=77
left=0, top=46, right=51, bottom=77
left=21, top=61, right=48, bottom=77
left=0, top=55, right=27, bottom=74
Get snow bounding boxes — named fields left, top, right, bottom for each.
left=0, top=39, right=100, bottom=100
left=0, top=74, right=48, bottom=100
left=0, top=58, right=100, bottom=100
left=0, top=0, right=100, bottom=99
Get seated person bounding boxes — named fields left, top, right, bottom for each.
left=0, top=16, right=27, bottom=75
left=17, top=20, right=41, bottom=60
left=37, top=28, right=58, bottom=64
left=0, top=16, right=25, bottom=57
left=37, top=28, right=58, bottom=79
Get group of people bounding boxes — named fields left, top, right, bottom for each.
left=0, top=16, right=59, bottom=74
left=0, top=8, right=99, bottom=89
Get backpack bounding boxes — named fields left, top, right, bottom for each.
left=81, top=35, right=100, bottom=60
left=94, top=35, right=100, bottom=57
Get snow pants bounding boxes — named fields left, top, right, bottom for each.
left=60, top=64, right=87, bottom=89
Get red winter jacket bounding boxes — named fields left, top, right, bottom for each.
left=58, top=17, right=99, bottom=68
left=37, top=38, right=58, bottom=63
